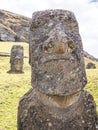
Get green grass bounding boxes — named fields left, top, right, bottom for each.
left=0, top=42, right=31, bottom=130
left=0, top=42, right=98, bottom=130
left=84, top=57, right=98, bottom=111
left=85, top=69, right=98, bottom=112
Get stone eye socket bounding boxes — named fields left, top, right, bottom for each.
left=44, top=42, right=54, bottom=52
left=48, top=42, right=54, bottom=48
left=68, top=41, right=75, bottom=50
left=44, top=46, right=48, bottom=51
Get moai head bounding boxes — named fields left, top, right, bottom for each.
left=86, top=62, right=96, bottom=69
left=8, top=45, right=24, bottom=73
left=29, top=9, right=87, bottom=96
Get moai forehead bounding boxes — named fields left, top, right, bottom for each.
left=29, top=9, right=87, bottom=96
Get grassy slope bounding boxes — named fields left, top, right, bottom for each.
left=85, top=58, right=98, bottom=112
left=0, top=42, right=31, bottom=130
left=0, top=42, right=98, bottom=130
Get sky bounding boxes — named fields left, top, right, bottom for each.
left=0, top=0, right=98, bottom=58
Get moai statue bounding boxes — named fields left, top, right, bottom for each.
left=86, top=62, right=96, bottom=69
left=18, top=10, right=97, bottom=130
left=8, top=45, right=24, bottom=73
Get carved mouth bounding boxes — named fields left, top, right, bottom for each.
left=46, top=91, right=81, bottom=107
left=40, top=54, right=74, bottom=64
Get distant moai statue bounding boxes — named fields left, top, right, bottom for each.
left=86, top=62, right=96, bottom=69
left=18, top=10, right=97, bottom=130
left=8, top=45, right=24, bottom=73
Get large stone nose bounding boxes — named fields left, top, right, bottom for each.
left=44, top=32, right=74, bottom=54
left=54, top=42, right=66, bottom=54
left=44, top=41, right=67, bottom=54
left=43, top=37, right=76, bottom=55
left=44, top=40, right=75, bottom=55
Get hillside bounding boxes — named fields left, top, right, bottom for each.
left=84, top=50, right=98, bottom=62
left=0, top=9, right=31, bottom=42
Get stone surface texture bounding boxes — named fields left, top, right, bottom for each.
left=8, top=45, right=24, bottom=73
left=18, top=9, right=97, bottom=130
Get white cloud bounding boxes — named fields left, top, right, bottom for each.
left=0, top=0, right=98, bottom=57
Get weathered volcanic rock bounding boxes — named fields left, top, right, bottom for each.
left=0, top=23, right=15, bottom=41
left=86, top=62, right=96, bottom=69
left=18, top=9, right=97, bottom=130
left=0, top=9, right=31, bottom=42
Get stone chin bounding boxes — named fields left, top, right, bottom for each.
left=14, top=65, right=22, bottom=71
left=13, top=58, right=22, bottom=71
left=37, top=88, right=82, bottom=108
left=35, top=59, right=84, bottom=96
left=35, top=53, right=87, bottom=108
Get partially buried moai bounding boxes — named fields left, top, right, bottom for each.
left=8, top=45, right=24, bottom=73
left=18, top=10, right=97, bottom=130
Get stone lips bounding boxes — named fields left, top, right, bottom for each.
left=29, top=9, right=87, bottom=96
